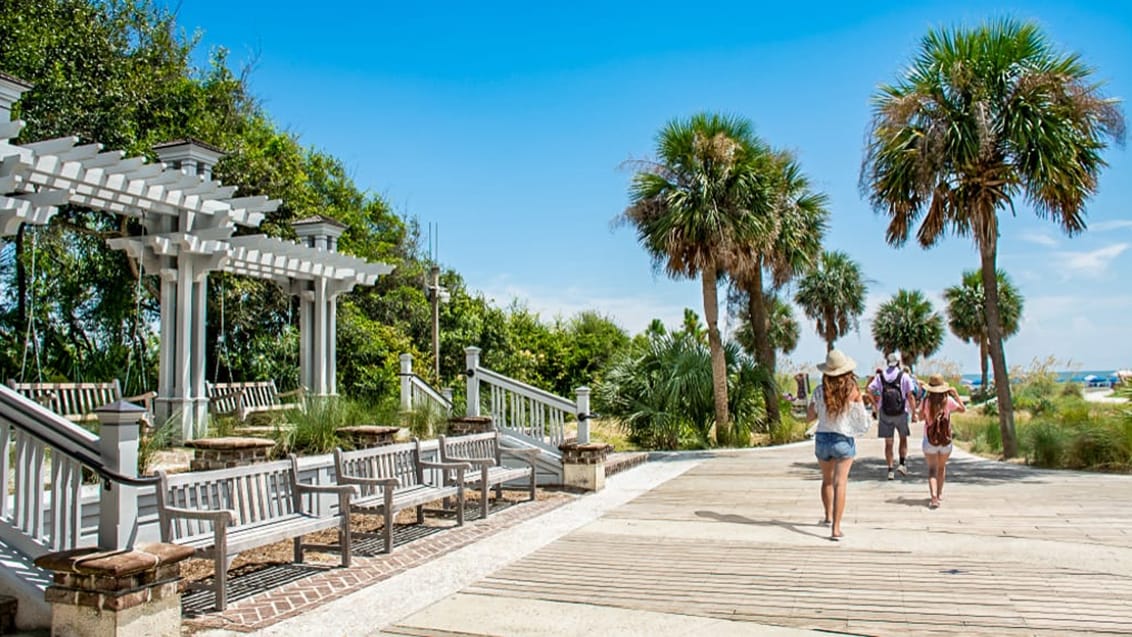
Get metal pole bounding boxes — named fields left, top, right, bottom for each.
left=431, top=265, right=441, bottom=379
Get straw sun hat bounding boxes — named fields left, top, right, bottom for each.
left=817, top=349, right=856, bottom=376
left=925, top=373, right=952, bottom=393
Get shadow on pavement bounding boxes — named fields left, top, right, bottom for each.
left=790, top=455, right=1049, bottom=485
left=694, top=510, right=829, bottom=540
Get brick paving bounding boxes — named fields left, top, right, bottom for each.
left=182, top=493, right=574, bottom=633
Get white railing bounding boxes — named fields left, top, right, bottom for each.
left=464, top=347, right=593, bottom=452
left=399, top=354, right=453, bottom=416
left=0, top=385, right=154, bottom=557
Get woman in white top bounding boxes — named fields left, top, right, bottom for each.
left=807, top=349, right=871, bottom=541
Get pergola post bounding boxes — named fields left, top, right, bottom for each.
left=293, top=216, right=348, bottom=397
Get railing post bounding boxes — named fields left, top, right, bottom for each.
left=441, top=387, right=453, bottom=413
left=400, top=353, right=413, bottom=411
left=95, top=400, right=146, bottom=550
left=575, top=386, right=591, bottom=445
left=465, top=347, right=481, bottom=417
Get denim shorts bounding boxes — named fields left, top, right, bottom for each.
left=814, top=432, right=856, bottom=461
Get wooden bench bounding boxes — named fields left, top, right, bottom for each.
left=155, top=456, right=355, bottom=611
left=334, top=439, right=470, bottom=555
left=439, top=431, right=537, bottom=519
left=207, top=380, right=304, bottom=422
left=7, top=379, right=155, bottom=425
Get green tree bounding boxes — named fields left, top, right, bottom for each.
left=944, top=270, right=1024, bottom=391
left=794, top=251, right=868, bottom=352
left=622, top=113, right=766, bottom=444
left=862, top=19, right=1124, bottom=457
left=871, top=289, right=944, bottom=369
left=733, top=292, right=800, bottom=364
left=727, top=152, right=827, bottom=428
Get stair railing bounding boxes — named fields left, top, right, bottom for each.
left=0, top=385, right=155, bottom=557
left=463, top=346, right=593, bottom=451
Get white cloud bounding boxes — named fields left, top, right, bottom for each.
left=1090, top=220, right=1132, bottom=233
left=1020, top=231, right=1058, bottom=247
left=1054, top=243, right=1129, bottom=278
left=477, top=277, right=688, bottom=334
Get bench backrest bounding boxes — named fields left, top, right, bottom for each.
left=441, top=431, right=501, bottom=464
left=335, top=440, right=425, bottom=497
left=7, top=380, right=122, bottom=422
left=207, top=380, right=281, bottom=415
left=156, top=457, right=300, bottom=545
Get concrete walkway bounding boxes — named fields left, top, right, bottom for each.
left=214, top=436, right=1132, bottom=636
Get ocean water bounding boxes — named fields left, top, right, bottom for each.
left=960, top=370, right=1119, bottom=386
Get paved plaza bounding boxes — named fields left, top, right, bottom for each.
left=199, top=433, right=1132, bottom=637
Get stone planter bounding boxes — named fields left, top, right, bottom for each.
left=35, top=543, right=195, bottom=637
left=558, top=441, right=613, bottom=491
left=446, top=415, right=495, bottom=436
left=184, top=436, right=275, bottom=471
left=337, top=425, right=402, bottom=449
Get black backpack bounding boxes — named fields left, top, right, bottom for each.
left=879, top=371, right=905, bottom=416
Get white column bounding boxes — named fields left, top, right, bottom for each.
left=174, top=254, right=194, bottom=440
left=312, top=278, right=328, bottom=395
left=465, top=347, right=481, bottom=417
left=327, top=293, right=338, bottom=395
left=298, top=286, right=314, bottom=395
left=575, top=386, right=591, bottom=445
left=155, top=269, right=178, bottom=424
left=400, top=354, right=413, bottom=411
left=191, top=272, right=209, bottom=435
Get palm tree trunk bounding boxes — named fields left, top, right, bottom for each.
left=979, top=338, right=989, bottom=392
left=745, top=262, right=780, bottom=428
left=980, top=243, right=1018, bottom=458
left=824, top=311, right=836, bottom=352
left=701, top=267, right=730, bottom=444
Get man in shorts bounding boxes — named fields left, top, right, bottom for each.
left=867, top=353, right=918, bottom=480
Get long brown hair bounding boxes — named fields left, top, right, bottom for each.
left=926, top=392, right=947, bottom=419
left=822, top=371, right=858, bottom=418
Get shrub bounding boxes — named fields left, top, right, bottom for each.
left=1024, top=421, right=1066, bottom=467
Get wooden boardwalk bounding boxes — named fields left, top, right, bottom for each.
left=385, top=442, right=1132, bottom=636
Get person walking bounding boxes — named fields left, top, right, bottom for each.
left=920, top=374, right=965, bottom=509
left=867, top=353, right=918, bottom=480
left=808, top=349, right=871, bottom=541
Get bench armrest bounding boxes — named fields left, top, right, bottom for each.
left=443, top=455, right=496, bottom=468
left=277, top=387, right=306, bottom=399
left=161, top=506, right=236, bottom=526
left=337, top=475, right=400, bottom=489
left=420, top=460, right=473, bottom=471
left=123, top=390, right=156, bottom=410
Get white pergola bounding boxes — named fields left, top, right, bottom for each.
left=0, top=73, right=393, bottom=439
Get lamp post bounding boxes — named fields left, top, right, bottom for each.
left=428, top=266, right=449, bottom=379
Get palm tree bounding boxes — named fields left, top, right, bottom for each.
left=944, top=269, right=1024, bottom=391
left=861, top=19, right=1124, bottom=457
left=734, top=292, right=801, bottom=365
left=727, top=152, right=828, bottom=428
left=794, top=250, right=868, bottom=352
left=622, top=113, right=766, bottom=444
left=871, top=289, right=944, bottom=370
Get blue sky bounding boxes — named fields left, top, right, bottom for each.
left=171, top=0, right=1132, bottom=374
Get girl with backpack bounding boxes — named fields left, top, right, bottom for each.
left=807, top=349, right=872, bottom=541
left=920, top=374, right=966, bottom=509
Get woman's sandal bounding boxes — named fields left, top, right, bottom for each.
left=929, top=498, right=940, bottom=509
